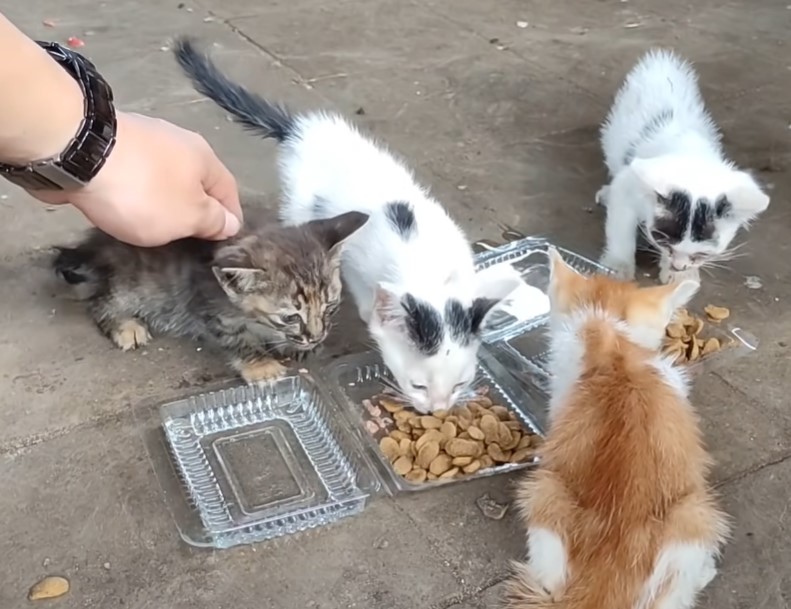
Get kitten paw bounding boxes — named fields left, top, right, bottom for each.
left=660, top=267, right=701, bottom=285
left=240, top=359, right=287, bottom=384
left=595, top=185, right=610, bottom=207
left=111, top=319, right=152, bottom=351
left=599, top=254, right=635, bottom=280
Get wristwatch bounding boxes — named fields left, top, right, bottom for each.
left=0, top=41, right=117, bottom=191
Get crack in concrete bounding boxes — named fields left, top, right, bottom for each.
left=715, top=448, right=791, bottom=490
left=0, top=409, right=128, bottom=457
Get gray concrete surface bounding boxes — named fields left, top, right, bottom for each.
left=0, top=0, right=790, bottom=607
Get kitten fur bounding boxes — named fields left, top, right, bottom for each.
left=597, top=48, right=769, bottom=284
left=504, top=249, right=729, bottom=609
left=174, top=37, right=522, bottom=413
left=53, top=211, right=368, bottom=383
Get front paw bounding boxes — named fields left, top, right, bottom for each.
left=111, top=319, right=152, bottom=351
left=239, top=358, right=287, bottom=384
left=660, top=267, right=700, bottom=285
left=595, top=184, right=610, bottom=207
left=599, top=253, right=635, bottom=280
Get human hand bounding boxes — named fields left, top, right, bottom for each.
left=27, top=111, right=243, bottom=246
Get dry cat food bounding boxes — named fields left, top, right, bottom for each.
left=363, top=387, right=540, bottom=483
left=662, top=305, right=731, bottom=364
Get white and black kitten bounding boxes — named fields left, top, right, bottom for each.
left=53, top=212, right=368, bottom=383
left=173, top=37, right=522, bottom=413
left=597, top=49, right=770, bottom=284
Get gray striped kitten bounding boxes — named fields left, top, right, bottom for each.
left=53, top=211, right=368, bottom=383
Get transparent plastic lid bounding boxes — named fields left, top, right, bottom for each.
left=135, top=351, right=548, bottom=548
left=474, top=236, right=611, bottom=343
left=136, top=374, right=380, bottom=549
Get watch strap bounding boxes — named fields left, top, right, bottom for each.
left=0, top=41, right=117, bottom=191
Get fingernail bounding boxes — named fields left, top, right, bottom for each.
left=224, top=210, right=241, bottom=237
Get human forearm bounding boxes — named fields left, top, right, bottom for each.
left=0, top=12, right=84, bottom=164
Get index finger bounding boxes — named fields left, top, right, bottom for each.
left=201, top=147, right=243, bottom=223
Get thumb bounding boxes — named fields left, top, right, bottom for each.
left=193, top=196, right=242, bottom=241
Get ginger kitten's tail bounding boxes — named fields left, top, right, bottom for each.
left=173, top=36, right=295, bottom=142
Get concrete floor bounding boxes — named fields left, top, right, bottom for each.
left=1, top=0, right=790, bottom=607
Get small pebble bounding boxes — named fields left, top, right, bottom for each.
left=476, top=493, right=509, bottom=520
left=355, top=107, right=365, bottom=115
left=457, top=184, right=468, bottom=191
left=203, top=16, right=214, bottom=22
left=103, top=562, right=111, bottom=570
left=744, top=276, right=763, bottom=289
left=42, top=19, right=57, bottom=27
left=373, top=536, right=389, bottom=549
left=516, top=20, right=528, bottom=28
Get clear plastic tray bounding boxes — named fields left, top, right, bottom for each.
left=137, top=374, right=380, bottom=549
left=474, top=236, right=759, bottom=409
left=136, top=352, right=546, bottom=549
left=321, top=350, right=544, bottom=493
left=474, top=236, right=611, bottom=343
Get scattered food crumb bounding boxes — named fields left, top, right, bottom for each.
left=623, top=22, right=642, bottom=28
left=196, top=347, right=202, bottom=352
left=373, top=536, right=389, bottom=549
left=0, top=194, right=7, bottom=200
left=495, top=44, right=507, bottom=51
left=355, top=107, right=365, bottom=115
left=160, top=46, right=170, bottom=52
left=42, top=19, right=57, bottom=28
left=516, top=20, right=528, bottom=28
left=298, top=368, right=309, bottom=374
left=42, top=558, right=51, bottom=568
left=476, top=493, right=509, bottom=520
left=583, top=206, right=594, bottom=213
left=488, top=37, right=499, bottom=44
left=457, top=184, right=468, bottom=191
left=103, top=562, right=111, bottom=570
left=66, top=36, right=85, bottom=48
left=744, top=276, right=763, bottom=289
left=45, top=207, right=57, bottom=212
left=203, top=16, right=214, bottom=22
left=29, top=576, right=70, bottom=601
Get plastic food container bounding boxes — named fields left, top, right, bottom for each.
left=136, top=349, right=542, bottom=549
left=474, top=237, right=759, bottom=423
left=136, top=235, right=756, bottom=549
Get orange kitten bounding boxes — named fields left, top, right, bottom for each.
left=504, top=248, right=729, bottom=609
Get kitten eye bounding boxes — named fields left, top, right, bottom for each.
left=650, top=230, right=667, bottom=244
left=411, top=383, right=427, bottom=391
left=281, top=313, right=302, bottom=325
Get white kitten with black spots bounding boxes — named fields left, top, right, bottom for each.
left=174, top=38, right=522, bottom=413
left=597, top=48, right=770, bottom=284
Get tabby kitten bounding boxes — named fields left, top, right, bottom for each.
left=53, top=211, right=368, bottom=383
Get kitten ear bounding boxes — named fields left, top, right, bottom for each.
left=212, top=266, right=268, bottom=298
left=641, top=279, right=700, bottom=324
left=309, top=211, right=370, bottom=253
left=629, top=156, right=674, bottom=197
left=371, top=282, right=405, bottom=327
left=726, top=176, right=770, bottom=218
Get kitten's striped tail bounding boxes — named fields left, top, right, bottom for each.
left=173, top=36, right=295, bottom=142
left=52, top=246, right=99, bottom=299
